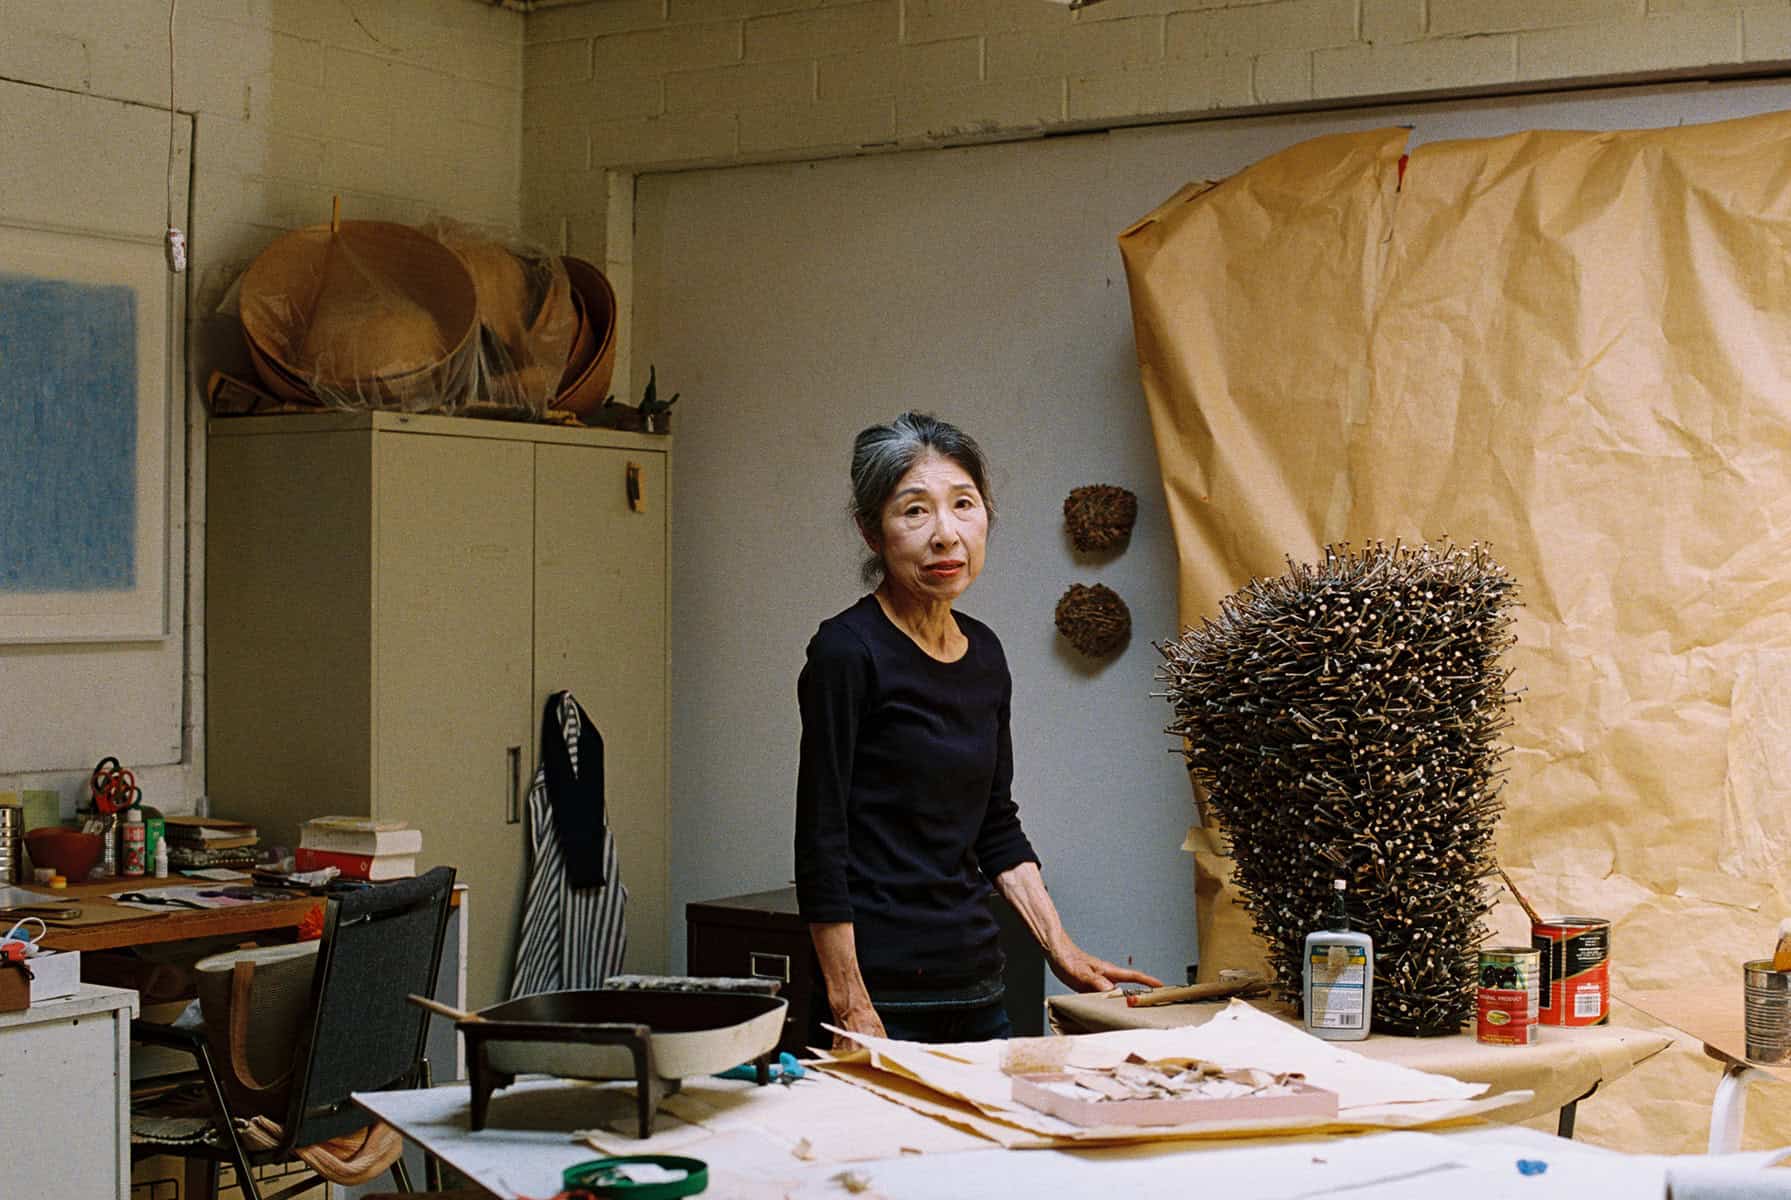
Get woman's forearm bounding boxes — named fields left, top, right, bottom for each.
left=992, top=860, right=1073, bottom=962
left=808, top=921, right=881, bottom=1033
left=994, top=861, right=1164, bottom=992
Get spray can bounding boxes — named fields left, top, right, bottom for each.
left=1304, top=878, right=1375, bottom=1041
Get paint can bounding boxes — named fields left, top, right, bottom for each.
left=0, top=806, right=20, bottom=884
left=1533, top=916, right=1610, bottom=1026
left=1477, top=946, right=1541, bottom=1045
left=1743, top=960, right=1791, bottom=1064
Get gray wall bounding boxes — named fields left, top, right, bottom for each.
left=637, top=133, right=1200, bottom=986
left=636, top=76, right=1791, bottom=986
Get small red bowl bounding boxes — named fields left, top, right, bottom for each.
left=25, top=827, right=104, bottom=881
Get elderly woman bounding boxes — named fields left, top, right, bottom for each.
left=794, top=412, right=1161, bottom=1046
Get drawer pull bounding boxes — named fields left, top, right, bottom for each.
left=749, top=952, right=790, bottom=983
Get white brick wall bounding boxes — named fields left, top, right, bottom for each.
left=519, top=0, right=1791, bottom=263
left=0, top=0, right=522, bottom=810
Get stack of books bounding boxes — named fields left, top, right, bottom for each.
left=163, top=816, right=260, bottom=871
left=295, top=817, right=421, bottom=881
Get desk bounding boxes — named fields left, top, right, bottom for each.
left=20, top=877, right=323, bottom=953
left=352, top=1075, right=1775, bottom=1200
left=1048, top=992, right=1671, bottom=1133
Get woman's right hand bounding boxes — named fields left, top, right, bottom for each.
left=830, top=1003, right=887, bottom=1052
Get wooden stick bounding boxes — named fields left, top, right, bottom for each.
left=407, top=993, right=481, bottom=1022
left=1125, top=977, right=1266, bottom=1008
left=1496, top=865, right=1545, bottom=928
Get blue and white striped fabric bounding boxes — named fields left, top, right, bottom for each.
left=509, top=693, right=627, bottom=998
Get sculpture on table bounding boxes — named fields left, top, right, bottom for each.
left=1156, top=541, right=1520, bottom=1036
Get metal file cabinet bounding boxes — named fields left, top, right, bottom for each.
left=686, top=885, right=1046, bottom=1055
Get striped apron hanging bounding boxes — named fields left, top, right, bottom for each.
left=509, top=691, right=627, bottom=998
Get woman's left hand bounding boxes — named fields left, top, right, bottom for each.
left=1049, top=944, right=1164, bottom=993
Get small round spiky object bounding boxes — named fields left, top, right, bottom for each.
left=1155, top=541, right=1520, bottom=1036
left=1064, top=485, right=1138, bottom=552
left=1055, top=583, right=1131, bottom=657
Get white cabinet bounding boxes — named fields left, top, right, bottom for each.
left=207, top=413, right=670, bottom=1009
left=0, top=984, right=137, bottom=1199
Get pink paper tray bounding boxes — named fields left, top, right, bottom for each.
left=1010, top=1072, right=1339, bottom=1128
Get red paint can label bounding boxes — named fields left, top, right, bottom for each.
left=1477, top=947, right=1541, bottom=1045
left=1532, top=917, right=1610, bottom=1026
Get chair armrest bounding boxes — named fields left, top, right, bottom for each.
left=131, top=1018, right=207, bottom=1052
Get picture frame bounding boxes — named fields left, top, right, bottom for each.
left=0, top=223, right=171, bottom=643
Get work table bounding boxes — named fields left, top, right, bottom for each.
left=1048, top=990, right=1673, bottom=1132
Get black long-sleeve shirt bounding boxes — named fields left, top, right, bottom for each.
left=794, top=594, right=1039, bottom=988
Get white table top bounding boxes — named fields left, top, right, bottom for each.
left=0, top=980, right=136, bottom=1029
left=353, top=1073, right=1791, bottom=1199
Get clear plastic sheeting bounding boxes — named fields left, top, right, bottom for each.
left=231, top=218, right=578, bottom=417
left=422, top=218, right=576, bottom=417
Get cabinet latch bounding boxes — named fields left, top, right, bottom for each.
left=626, top=462, right=644, bottom=513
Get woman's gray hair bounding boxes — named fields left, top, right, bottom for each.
left=850, top=412, right=995, bottom=586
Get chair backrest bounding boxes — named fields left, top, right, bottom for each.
left=279, top=866, right=456, bottom=1147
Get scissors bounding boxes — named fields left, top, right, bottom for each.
left=114, top=892, right=204, bottom=909
left=90, top=757, right=141, bottom=815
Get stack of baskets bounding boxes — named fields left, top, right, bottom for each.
left=237, top=218, right=616, bottom=417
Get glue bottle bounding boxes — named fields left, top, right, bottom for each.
left=153, top=835, right=169, bottom=879
left=121, top=808, right=146, bottom=877
left=1303, top=878, right=1374, bottom=1041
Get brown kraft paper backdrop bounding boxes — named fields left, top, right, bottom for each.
left=1121, top=110, right=1791, bottom=1154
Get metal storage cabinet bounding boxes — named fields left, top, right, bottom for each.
left=0, top=984, right=137, bottom=1199
left=207, top=412, right=670, bottom=1010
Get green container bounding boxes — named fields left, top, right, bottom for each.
left=142, top=807, right=165, bottom=869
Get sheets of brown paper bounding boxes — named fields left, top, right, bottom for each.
left=815, top=1001, right=1527, bottom=1146
left=1120, top=109, right=1791, bottom=1153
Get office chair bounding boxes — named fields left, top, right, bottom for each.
left=130, top=866, right=456, bottom=1200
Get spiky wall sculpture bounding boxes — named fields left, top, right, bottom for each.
left=1156, top=542, right=1519, bottom=1036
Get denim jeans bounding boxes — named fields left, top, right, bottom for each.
left=875, top=998, right=1013, bottom=1044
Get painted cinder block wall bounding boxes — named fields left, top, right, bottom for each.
left=0, top=0, right=523, bottom=812
left=520, top=0, right=1791, bottom=273
left=5, top=0, right=1788, bottom=828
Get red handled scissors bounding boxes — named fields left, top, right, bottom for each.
left=90, top=756, right=141, bottom=815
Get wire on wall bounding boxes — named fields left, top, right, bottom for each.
left=164, top=0, right=186, bottom=273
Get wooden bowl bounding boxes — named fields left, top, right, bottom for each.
left=557, top=256, right=618, bottom=418
left=557, top=289, right=597, bottom=396
left=239, top=220, right=478, bottom=405
left=25, top=827, right=103, bottom=881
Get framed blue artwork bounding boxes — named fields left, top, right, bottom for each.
left=0, top=225, right=169, bottom=642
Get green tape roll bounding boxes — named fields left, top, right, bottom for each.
left=562, top=1155, right=708, bottom=1198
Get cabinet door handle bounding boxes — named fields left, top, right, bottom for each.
left=749, top=951, right=790, bottom=983
left=626, top=462, right=644, bottom=513
left=506, top=745, right=522, bottom=825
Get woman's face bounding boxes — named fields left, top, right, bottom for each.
left=870, top=450, right=989, bottom=605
